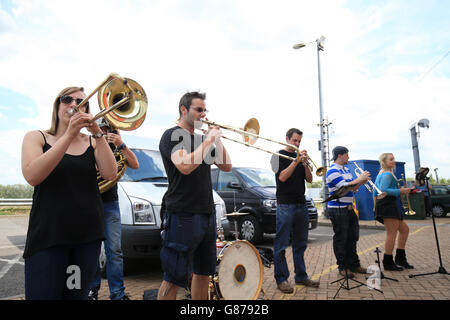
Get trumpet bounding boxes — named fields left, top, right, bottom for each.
left=399, top=174, right=416, bottom=216
left=354, top=163, right=387, bottom=199
left=200, top=118, right=327, bottom=176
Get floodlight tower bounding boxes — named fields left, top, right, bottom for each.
left=409, top=119, right=429, bottom=173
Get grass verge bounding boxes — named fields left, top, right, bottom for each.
left=0, top=206, right=31, bottom=216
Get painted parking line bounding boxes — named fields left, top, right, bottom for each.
left=0, top=244, right=25, bottom=250
left=0, top=258, right=24, bottom=266
left=0, top=254, right=23, bottom=281
left=281, top=225, right=432, bottom=298
left=309, top=233, right=333, bottom=237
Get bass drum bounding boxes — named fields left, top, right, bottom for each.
left=215, top=240, right=264, bottom=300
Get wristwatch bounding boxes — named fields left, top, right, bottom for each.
left=92, top=132, right=104, bottom=139
left=117, top=143, right=126, bottom=150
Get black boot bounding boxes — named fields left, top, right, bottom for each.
left=395, top=248, right=414, bottom=269
left=383, top=254, right=404, bottom=271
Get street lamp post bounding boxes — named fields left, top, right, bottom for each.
left=409, top=119, right=430, bottom=174
left=293, top=36, right=329, bottom=216
left=434, top=168, right=439, bottom=184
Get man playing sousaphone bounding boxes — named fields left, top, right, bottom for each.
left=270, top=128, right=320, bottom=294
left=88, top=119, right=139, bottom=300
left=157, top=91, right=232, bottom=300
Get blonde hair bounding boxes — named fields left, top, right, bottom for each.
left=47, top=86, right=86, bottom=135
left=378, top=152, right=394, bottom=171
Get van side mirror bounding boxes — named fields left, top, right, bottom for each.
left=227, top=182, right=243, bottom=190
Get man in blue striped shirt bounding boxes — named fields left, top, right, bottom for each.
left=326, top=146, right=370, bottom=279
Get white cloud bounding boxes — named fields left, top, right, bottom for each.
left=1, top=0, right=449, bottom=185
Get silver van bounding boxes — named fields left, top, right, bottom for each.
left=99, top=148, right=228, bottom=273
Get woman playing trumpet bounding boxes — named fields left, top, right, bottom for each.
left=373, top=153, right=414, bottom=271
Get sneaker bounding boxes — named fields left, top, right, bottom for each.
left=338, top=269, right=355, bottom=279
left=87, top=290, right=98, bottom=300
left=351, top=266, right=367, bottom=274
left=277, top=281, right=294, bottom=294
left=295, top=278, right=320, bottom=288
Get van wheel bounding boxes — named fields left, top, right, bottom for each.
left=99, top=242, right=107, bottom=279
left=239, top=215, right=263, bottom=244
left=432, top=205, right=447, bottom=217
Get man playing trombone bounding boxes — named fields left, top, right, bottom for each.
left=157, top=91, right=232, bottom=300
left=270, top=128, right=320, bottom=293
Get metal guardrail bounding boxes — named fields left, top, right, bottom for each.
left=0, top=198, right=32, bottom=206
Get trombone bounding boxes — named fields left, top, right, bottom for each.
left=304, top=156, right=327, bottom=177
left=200, top=118, right=327, bottom=176
left=354, top=163, right=387, bottom=199
left=68, top=73, right=147, bottom=130
left=399, top=174, right=416, bottom=216
left=67, top=73, right=148, bottom=193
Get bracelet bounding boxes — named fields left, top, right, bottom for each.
left=117, top=143, right=126, bottom=150
left=91, top=132, right=104, bottom=139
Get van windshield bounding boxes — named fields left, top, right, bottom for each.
left=120, top=149, right=167, bottom=182
left=235, top=168, right=276, bottom=188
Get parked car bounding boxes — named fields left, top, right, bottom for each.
left=211, top=167, right=318, bottom=244
left=430, top=185, right=450, bottom=217
left=99, top=148, right=228, bottom=274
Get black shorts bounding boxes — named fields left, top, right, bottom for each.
left=375, top=196, right=403, bottom=224
left=160, top=211, right=217, bottom=288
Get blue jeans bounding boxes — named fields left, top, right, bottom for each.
left=90, top=201, right=126, bottom=300
left=25, top=240, right=101, bottom=300
left=328, top=207, right=360, bottom=271
left=273, top=203, right=309, bottom=284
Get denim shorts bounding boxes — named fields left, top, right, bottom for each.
left=160, top=211, right=217, bottom=288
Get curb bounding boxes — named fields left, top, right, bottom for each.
left=317, top=220, right=385, bottom=230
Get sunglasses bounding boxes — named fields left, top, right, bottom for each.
left=190, top=107, right=208, bottom=114
left=60, top=95, right=89, bottom=108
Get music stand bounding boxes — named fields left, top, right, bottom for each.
left=330, top=266, right=368, bottom=299
left=373, top=247, right=398, bottom=283
left=409, top=173, right=449, bottom=279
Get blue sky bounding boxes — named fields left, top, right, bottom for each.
left=0, top=0, right=449, bottom=185
left=0, top=87, right=37, bottom=129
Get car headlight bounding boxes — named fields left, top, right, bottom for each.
left=130, top=196, right=156, bottom=225
left=263, top=199, right=277, bottom=208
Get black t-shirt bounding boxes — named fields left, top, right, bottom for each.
left=101, top=184, right=118, bottom=202
left=271, top=149, right=306, bottom=204
left=159, top=126, right=216, bottom=215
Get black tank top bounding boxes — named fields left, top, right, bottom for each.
left=23, top=131, right=105, bottom=258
